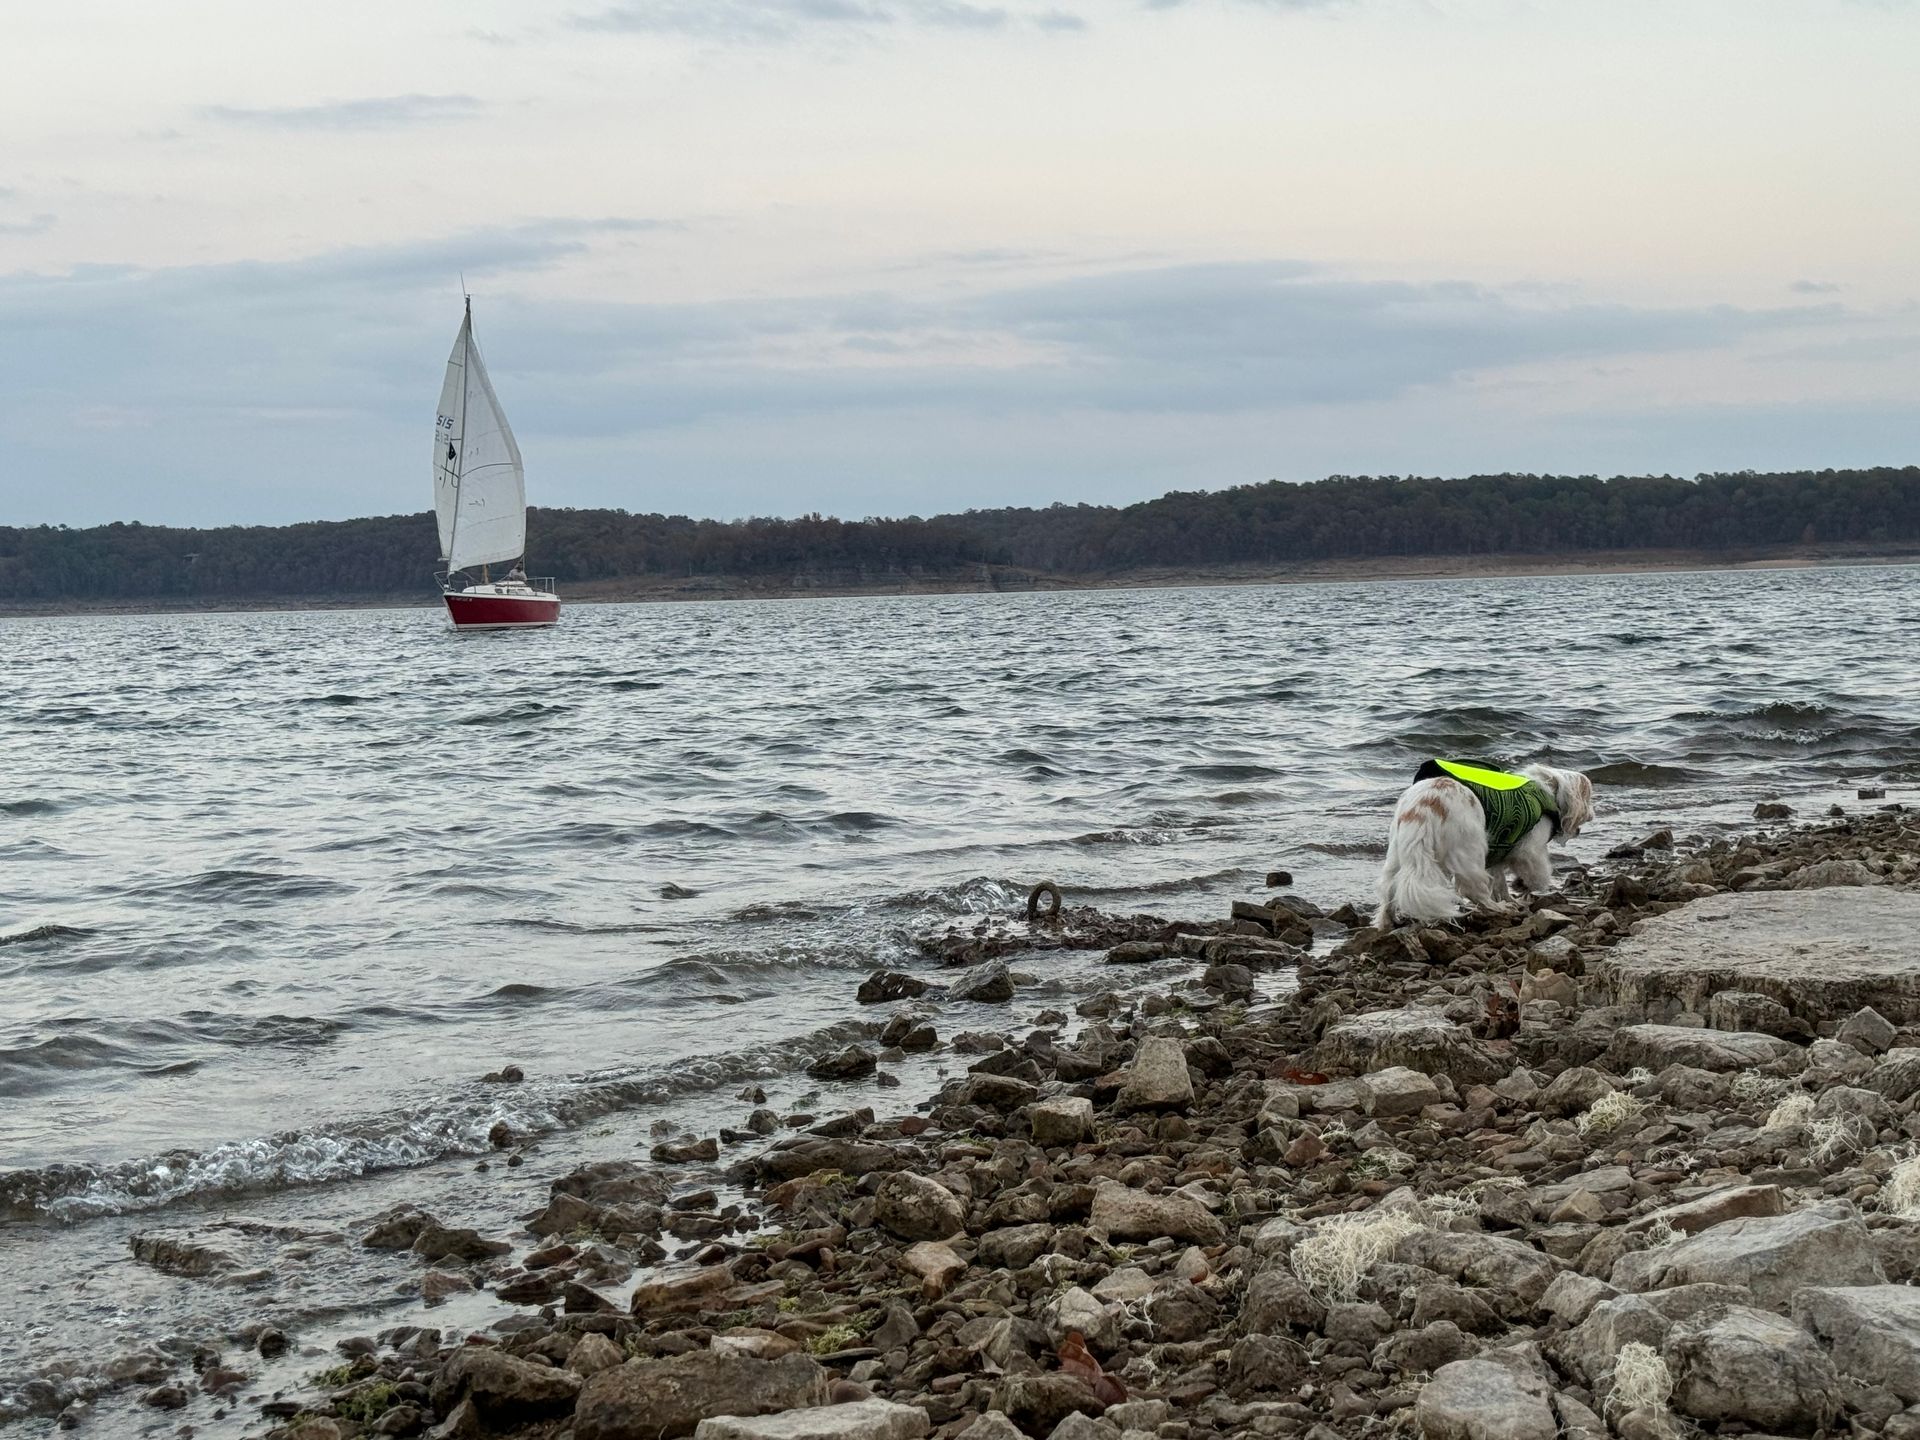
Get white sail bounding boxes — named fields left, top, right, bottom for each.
left=432, top=304, right=526, bottom=574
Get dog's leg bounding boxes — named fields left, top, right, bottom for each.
left=1487, top=871, right=1512, bottom=903
left=1455, top=867, right=1499, bottom=911
left=1509, top=825, right=1555, bottom=897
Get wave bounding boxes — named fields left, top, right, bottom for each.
left=1180, top=763, right=1282, bottom=781
left=0, top=798, right=61, bottom=817
left=130, top=869, right=354, bottom=904
left=0, top=1019, right=877, bottom=1224
left=1585, top=761, right=1712, bottom=787
left=0, top=923, right=91, bottom=948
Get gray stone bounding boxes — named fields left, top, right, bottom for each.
left=1416, top=1351, right=1557, bottom=1440
left=1624, top=1185, right=1784, bottom=1237
left=1606, top=1024, right=1800, bottom=1073
left=430, top=1348, right=583, bottom=1422
left=1089, top=1181, right=1224, bottom=1246
left=1395, top=1230, right=1561, bottom=1315
left=1839, top=1006, right=1899, bottom=1055
left=1610, top=1201, right=1885, bottom=1308
left=873, top=1173, right=966, bottom=1243
left=1113, top=1037, right=1193, bottom=1113
left=1706, top=990, right=1795, bottom=1037
left=1667, top=1305, right=1839, bottom=1431
left=692, top=1399, right=930, bottom=1440
left=1869, top=1047, right=1920, bottom=1102
left=1538, top=1067, right=1613, bottom=1117
left=128, top=1230, right=240, bottom=1277
left=1538, top=1272, right=1618, bottom=1326
left=1557, top=1286, right=1751, bottom=1390
left=1029, top=1097, right=1094, bottom=1147
left=1594, top=888, right=1920, bottom=1023
left=978, top=1223, right=1055, bottom=1270
left=990, top=1374, right=1103, bottom=1436
left=1315, top=1008, right=1504, bottom=1085
left=1792, top=1285, right=1920, bottom=1404
left=1362, top=1066, right=1444, bottom=1117
left=575, top=1353, right=828, bottom=1440
left=950, top=961, right=1015, bottom=1003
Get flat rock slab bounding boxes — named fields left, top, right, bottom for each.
left=693, top=1399, right=931, bottom=1440
left=1596, top=889, right=1920, bottom=1022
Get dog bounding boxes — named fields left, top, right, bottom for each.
left=1374, top=759, right=1594, bottom=927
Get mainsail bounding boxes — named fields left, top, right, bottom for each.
left=433, top=302, right=526, bottom=573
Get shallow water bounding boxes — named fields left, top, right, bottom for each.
left=2, top=567, right=1916, bottom=1428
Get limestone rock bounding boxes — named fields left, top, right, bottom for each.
left=1557, top=1286, right=1751, bottom=1389
left=950, top=961, right=1014, bottom=1003
left=1666, top=1305, right=1839, bottom=1431
left=1029, top=1096, right=1094, bottom=1147
left=1416, top=1351, right=1557, bottom=1440
left=1395, top=1230, right=1561, bottom=1315
left=1610, top=1202, right=1885, bottom=1309
left=990, top=1373, right=1103, bottom=1436
left=873, top=1173, right=965, bottom=1243
left=430, top=1347, right=583, bottom=1422
left=1113, top=1037, right=1194, bottom=1112
left=855, top=971, right=930, bottom=1004
left=1593, top=889, right=1920, bottom=1024
left=1538, top=1067, right=1612, bottom=1117
left=574, top=1352, right=828, bottom=1440
left=1839, top=1005, right=1898, bottom=1055
left=900, top=1240, right=967, bottom=1297
left=1089, top=1181, right=1224, bottom=1246
left=1314, top=1008, right=1504, bottom=1085
left=128, top=1230, right=240, bottom=1277
left=1362, top=1066, right=1444, bottom=1117
left=755, top=1138, right=902, bottom=1182
left=1793, top=1285, right=1920, bottom=1404
left=1605, top=1024, right=1799, bottom=1074
left=692, top=1398, right=930, bottom=1440
left=1624, top=1184, right=1784, bottom=1238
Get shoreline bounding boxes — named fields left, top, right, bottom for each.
left=3, top=543, right=1916, bottom=619
left=27, top=804, right=1918, bottom=1437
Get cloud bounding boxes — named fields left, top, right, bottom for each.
left=202, top=94, right=486, bottom=132
left=569, top=0, right=1065, bottom=39
left=0, top=213, right=57, bottom=237
left=1790, top=279, right=1841, bottom=294
left=0, top=228, right=1881, bottom=526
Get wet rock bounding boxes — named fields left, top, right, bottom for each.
left=1029, top=1096, right=1094, bottom=1146
left=1611, top=1201, right=1884, bottom=1308
left=143, top=1384, right=190, bottom=1410
left=692, top=1399, right=930, bottom=1439
left=362, top=1206, right=437, bottom=1250
left=755, top=1138, right=902, bottom=1182
left=652, top=1136, right=721, bottom=1163
left=1314, top=1007, right=1503, bottom=1085
left=1089, top=1181, right=1225, bottom=1245
left=1792, top=1285, right=1920, bottom=1403
left=411, top=1224, right=511, bottom=1263
left=630, top=1263, right=736, bottom=1314
left=950, top=961, right=1015, bottom=1003
left=574, top=1352, right=828, bottom=1440
left=807, top=1046, right=877, bottom=1081
left=856, top=970, right=930, bottom=1004
left=961, top=1074, right=1040, bottom=1110
left=129, top=1229, right=240, bottom=1277
left=1666, top=1305, right=1839, bottom=1431
left=1105, top=941, right=1170, bottom=965
left=873, top=1172, right=966, bottom=1242
left=1605, top=1024, right=1800, bottom=1073
left=1415, top=1349, right=1557, bottom=1440
left=430, top=1346, right=583, bottom=1422
left=1113, top=1036, right=1193, bottom=1112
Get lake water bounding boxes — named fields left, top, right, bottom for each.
left=2, top=566, right=1915, bottom=1429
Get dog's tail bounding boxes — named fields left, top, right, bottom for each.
left=1374, top=819, right=1461, bottom=928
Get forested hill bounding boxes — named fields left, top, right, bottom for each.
left=4, top=468, right=1917, bottom=603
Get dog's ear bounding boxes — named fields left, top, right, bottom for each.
left=1558, top=771, right=1594, bottom=835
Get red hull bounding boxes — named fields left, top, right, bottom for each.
left=443, top=591, right=560, bottom=629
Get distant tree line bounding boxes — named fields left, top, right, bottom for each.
left=2, top=468, right=1915, bottom=601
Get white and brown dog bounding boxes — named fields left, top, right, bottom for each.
left=1374, top=759, right=1594, bottom=927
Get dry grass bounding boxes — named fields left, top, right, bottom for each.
left=1735, top=1073, right=1794, bottom=1105
left=1290, top=1208, right=1425, bottom=1302
left=1764, top=1092, right=1814, bottom=1131
left=1577, top=1090, right=1648, bottom=1137
left=1881, top=1151, right=1920, bottom=1218
left=1811, top=1115, right=1867, bottom=1166
left=1606, top=1341, right=1674, bottom=1416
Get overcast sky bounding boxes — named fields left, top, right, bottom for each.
left=3, top=0, right=1918, bottom=528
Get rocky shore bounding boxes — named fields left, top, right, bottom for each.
left=57, top=806, right=1920, bottom=1440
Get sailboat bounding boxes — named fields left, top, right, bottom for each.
left=434, top=297, right=560, bottom=629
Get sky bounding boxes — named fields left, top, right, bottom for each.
left=2, top=0, right=1918, bottom=529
